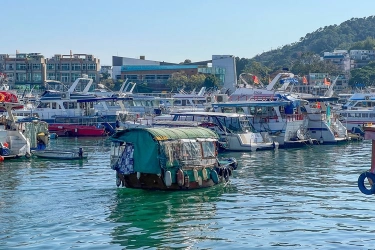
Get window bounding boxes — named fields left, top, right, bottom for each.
left=88, top=73, right=96, bottom=81
left=32, top=64, right=41, bottom=70
left=47, top=64, right=55, bottom=70
left=145, top=75, right=156, bottom=80
left=47, top=73, right=55, bottom=80
left=52, top=102, right=57, bottom=109
left=16, top=63, right=26, bottom=70
left=71, top=63, right=81, bottom=71
left=61, top=73, right=70, bottom=83
left=87, top=64, right=96, bottom=70
left=71, top=73, right=81, bottom=82
left=16, top=73, right=26, bottom=81
left=82, top=64, right=86, bottom=70
left=125, top=75, right=138, bottom=80
left=61, top=63, right=70, bottom=71
left=32, top=73, right=42, bottom=82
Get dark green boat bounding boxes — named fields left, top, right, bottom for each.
left=109, top=127, right=237, bottom=190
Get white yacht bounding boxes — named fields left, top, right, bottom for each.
left=169, top=111, right=278, bottom=152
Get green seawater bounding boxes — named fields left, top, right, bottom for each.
left=1, top=137, right=375, bottom=249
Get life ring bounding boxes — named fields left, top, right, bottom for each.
left=0, top=93, right=5, bottom=102
left=358, top=171, right=375, bottom=195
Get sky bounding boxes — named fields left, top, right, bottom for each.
left=2, top=0, right=375, bottom=65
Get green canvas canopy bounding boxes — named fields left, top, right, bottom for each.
left=110, top=127, right=219, bottom=174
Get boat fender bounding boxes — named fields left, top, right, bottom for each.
left=202, top=167, right=208, bottom=181
left=184, top=175, right=189, bottom=188
left=193, top=168, right=199, bottom=182
left=176, top=169, right=184, bottom=186
left=210, top=170, right=219, bottom=184
left=198, top=176, right=203, bottom=186
left=358, top=171, right=375, bottom=195
left=136, top=172, right=141, bottom=180
left=223, top=168, right=229, bottom=182
left=164, top=171, right=172, bottom=187
left=216, top=167, right=222, bottom=176
left=116, top=172, right=122, bottom=187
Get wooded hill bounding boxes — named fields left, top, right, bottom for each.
left=236, top=16, right=375, bottom=85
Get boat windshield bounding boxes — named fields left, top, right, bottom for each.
left=216, top=116, right=256, bottom=133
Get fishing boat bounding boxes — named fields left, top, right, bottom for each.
left=32, top=148, right=87, bottom=160
left=109, top=127, right=237, bottom=190
left=0, top=93, right=50, bottom=159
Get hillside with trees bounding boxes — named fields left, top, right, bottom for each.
left=236, top=16, right=375, bottom=86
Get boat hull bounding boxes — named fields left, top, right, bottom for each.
left=32, top=150, right=88, bottom=160
left=48, top=124, right=106, bottom=137
left=118, top=172, right=223, bottom=190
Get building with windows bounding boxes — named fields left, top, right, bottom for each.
left=46, top=52, right=100, bottom=84
left=0, top=52, right=46, bottom=90
left=323, top=50, right=351, bottom=72
left=112, top=55, right=236, bottom=92
left=0, top=51, right=101, bottom=91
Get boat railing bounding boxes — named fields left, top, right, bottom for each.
left=228, top=94, right=275, bottom=102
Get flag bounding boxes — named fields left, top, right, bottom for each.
left=252, top=75, right=259, bottom=84
left=324, top=77, right=330, bottom=86
left=302, top=76, right=308, bottom=84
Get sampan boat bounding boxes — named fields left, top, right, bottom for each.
left=32, top=148, right=87, bottom=160
left=109, top=127, right=237, bottom=190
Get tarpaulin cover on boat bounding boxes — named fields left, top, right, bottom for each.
left=110, top=127, right=218, bottom=174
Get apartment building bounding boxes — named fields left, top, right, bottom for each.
left=46, top=52, right=100, bottom=84
left=0, top=51, right=101, bottom=90
left=0, top=52, right=46, bottom=90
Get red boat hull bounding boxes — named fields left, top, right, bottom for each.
left=48, top=124, right=106, bottom=137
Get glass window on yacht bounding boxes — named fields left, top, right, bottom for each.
left=38, top=102, right=49, bottom=108
left=370, top=113, right=375, bottom=118
left=355, top=113, right=361, bottom=118
left=52, top=102, right=57, bottom=109
left=363, top=113, right=369, bottom=118
left=347, top=113, right=353, bottom=117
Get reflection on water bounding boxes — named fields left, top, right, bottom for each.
left=1, top=138, right=375, bottom=249
left=109, top=184, right=237, bottom=249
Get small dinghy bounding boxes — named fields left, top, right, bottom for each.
left=32, top=148, right=87, bottom=160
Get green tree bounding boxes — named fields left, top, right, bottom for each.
left=188, top=73, right=206, bottom=90
left=203, top=74, right=219, bottom=89
left=167, top=72, right=188, bottom=91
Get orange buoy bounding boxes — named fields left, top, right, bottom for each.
left=0, top=156, right=4, bottom=161
left=3, top=142, right=9, bottom=148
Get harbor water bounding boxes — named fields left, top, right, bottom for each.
left=1, top=137, right=375, bottom=249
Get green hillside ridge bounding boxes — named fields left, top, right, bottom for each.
left=236, top=16, right=375, bottom=86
